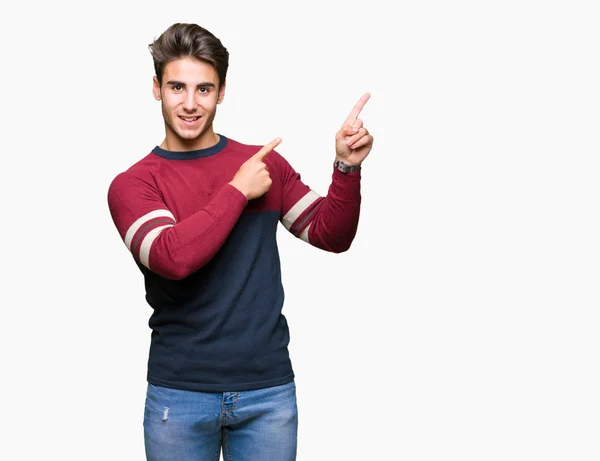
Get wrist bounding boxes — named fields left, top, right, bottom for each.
left=228, top=181, right=250, bottom=200
left=335, top=157, right=360, bottom=167
left=334, top=159, right=361, bottom=174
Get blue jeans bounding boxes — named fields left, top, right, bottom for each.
left=143, top=381, right=298, bottom=461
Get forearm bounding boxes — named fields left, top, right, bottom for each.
left=303, top=167, right=361, bottom=253
left=136, top=185, right=247, bottom=280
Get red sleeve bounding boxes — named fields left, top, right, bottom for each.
left=107, top=170, right=247, bottom=280
left=275, top=153, right=361, bottom=253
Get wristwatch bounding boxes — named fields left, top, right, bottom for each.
left=334, top=160, right=361, bottom=174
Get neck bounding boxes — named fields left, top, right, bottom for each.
left=161, top=130, right=220, bottom=152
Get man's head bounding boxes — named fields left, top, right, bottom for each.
left=149, top=23, right=229, bottom=89
left=149, top=23, right=229, bottom=151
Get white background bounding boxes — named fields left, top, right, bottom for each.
left=2, top=0, right=599, bottom=460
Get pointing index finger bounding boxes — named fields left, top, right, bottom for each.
left=254, top=137, right=282, bottom=161
left=344, top=93, right=371, bottom=126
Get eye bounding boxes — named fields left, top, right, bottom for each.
left=199, top=87, right=209, bottom=94
left=172, top=84, right=183, bottom=92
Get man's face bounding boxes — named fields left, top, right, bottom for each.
left=153, top=57, right=225, bottom=151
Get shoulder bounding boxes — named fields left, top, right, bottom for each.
left=223, top=136, right=286, bottom=161
left=218, top=136, right=294, bottom=180
left=222, top=136, right=261, bottom=156
left=107, top=152, right=161, bottom=198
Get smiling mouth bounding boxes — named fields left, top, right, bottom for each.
left=179, top=116, right=200, bottom=122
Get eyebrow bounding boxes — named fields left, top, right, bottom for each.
left=166, top=80, right=216, bottom=88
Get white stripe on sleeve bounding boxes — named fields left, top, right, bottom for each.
left=281, top=190, right=321, bottom=231
left=124, top=209, right=175, bottom=250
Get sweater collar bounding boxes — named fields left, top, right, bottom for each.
left=152, top=135, right=228, bottom=160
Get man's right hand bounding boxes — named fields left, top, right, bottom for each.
left=229, top=137, right=281, bottom=200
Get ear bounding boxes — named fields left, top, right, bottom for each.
left=152, top=76, right=161, bottom=101
left=217, top=80, right=226, bottom=104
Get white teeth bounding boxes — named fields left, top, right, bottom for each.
left=181, top=117, right=199, bottom=122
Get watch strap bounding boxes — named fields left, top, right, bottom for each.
left=334, top=160, right=361, bottom=174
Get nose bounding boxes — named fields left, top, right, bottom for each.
left=183, top=90, right=197, bottom=111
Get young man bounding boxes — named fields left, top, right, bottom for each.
left=107, top=22, right=373, bottom=461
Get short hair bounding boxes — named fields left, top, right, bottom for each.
left=149, top=23, right=229, bottom=88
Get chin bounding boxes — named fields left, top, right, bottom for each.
left=174, top=125, right=203, bottom=139
left=165, top=120, right=206, bottom=146
left=179, top=131, right=201, bottom=140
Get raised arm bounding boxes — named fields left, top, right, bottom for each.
left=280, top=94, right=374, bottom=253
left=108, top=139, right=282, bottom=280
left=108, top=175, right=245, bottom=280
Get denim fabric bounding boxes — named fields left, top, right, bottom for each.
left=144, top=380, right=298, bottom=461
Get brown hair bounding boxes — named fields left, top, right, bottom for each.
left=149, top=23, right=229, bottom=88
